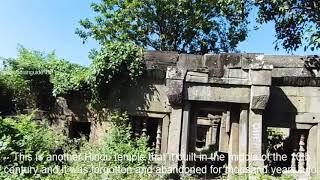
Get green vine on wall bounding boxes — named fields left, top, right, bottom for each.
left=0, top=43, right=145, bottom=112
left=88, top=42, right=145, bottom=106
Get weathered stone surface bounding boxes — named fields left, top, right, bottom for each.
left=90, top=121, right=110, bottom=144
left=177, top=54, right=203, bottom=70
left=295, top=123, right=313, bottom=129
left=120, top=81, right=170, bottom=113
left=185, top=71, right=208, bottom=83
left=249, top=62, right=273, bottom=70
left=264, top=55, right=304, bottom=68
left=307, top=125, right=318, bottom=175
left=272, top=77, right=320, bottom=86
left=241, top=53, right=263, bottom=69
left=219, top=111, right=230, bottom=153
left=317, top=124, right=320, bottom=175
left=167, top=107, right=183, bottom=168
left=248, top=111, right=264, bottom=168
left=47, top=51, right=320, bottom=175
left=228, top=105, right=240, bottom=171
left=251, top=95, right=269, bottom=110
left=250, top=69, right=272, bottom=86
left=220, top=53, right=242, bottom=68
left=180, top=102, right=191, bottom=167
left=203, top=54, right=225, bottom=77
left=208, top=77, right=250, bottom=85
left=166, top=79, right=183, bottom=106
left=250, top=86, right=270, bottom=110
left=266, top=86, right=320, bottom=114
left=266, top=112, right=320, bottom=126
left=144, top=51, right=179, bottom=70
left=166, top=66, right=186, bottom=80
left=239, top=105, right=249, bottom=170
left=226, top=69, right=249, bottom=79
left=185, top=84, right=251, bottom=103
left=271, top=68, right=314, bottom=77
left=161, top=115, right=170, bottom=154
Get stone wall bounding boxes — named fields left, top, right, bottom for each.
left=46, top=51, right=320, bottom=176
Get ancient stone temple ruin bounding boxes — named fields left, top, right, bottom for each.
left=56, top=51, right=320, bottom=177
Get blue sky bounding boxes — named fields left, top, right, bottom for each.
left=0, top=0, right=315, bottom=66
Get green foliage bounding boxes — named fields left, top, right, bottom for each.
left=6, top=46, right=90, bottom=97
left=104, top=112, right=150, bottom=167
left=48, top=112, right=152, bottom=180
left=0, top=44, right=144, bottom=111
left=266, top=128, right=285, bottom=153
left=76, top=0, right=252, bottom=53
left=0, top=113, right=64, bottom=179
left=89, top=42, right=145, bottom=105
left=46, top=59, right=89, bottom=96
left=255, top=0, right=320, bottom=51
left=0, top=71, right=32, bottom=113
left=0, top=46, right=92, bottom=112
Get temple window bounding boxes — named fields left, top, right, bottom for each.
left=130, top=116, right=162, bottom=154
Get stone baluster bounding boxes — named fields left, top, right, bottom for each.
left=134, top=120, right=141, bottom=138
left=298, top=134, right=306, bottom=172
left=155, top=121, right=162, bottom=154
left=142, top=119, right=147, bottom=136
left=151, top=142, right=156, bottom=153
left=291, top=150, right=297, bottom=171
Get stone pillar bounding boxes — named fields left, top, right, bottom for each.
left=167, top=107, right=183, bottom=167
left=309, top=124, right=320, bottom=175
left=238, top=104, right=249, bottom=170
left=248, top=63, right=272, bottom=170
left=166, top=66, right=186, bottom=168
left=317, top=124, right=320, bottom=175
left=228, top=117, right=239, bottom=171
left=316, top=123, right=320, bottom=175
left=248, top=111, right=264, bottom=168
left=180, top=101, right=191, bottom=168
left=219, top=110, right=230, bottom=153
left=161, top=115, right=170, bottom=154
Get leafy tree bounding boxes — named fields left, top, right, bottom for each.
left=4, top=46, right=89, bottom=98
left=76, top=0, right=252, bottom=53
left=88, top=42, right=144, bottom=106
left=255, top=0, right=320, bottom=51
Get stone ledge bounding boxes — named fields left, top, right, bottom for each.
left=185, top=71, right=208, bottom=83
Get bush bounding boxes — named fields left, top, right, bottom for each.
left=0, top=113, right=64, bottom=179
left=88, top=42, right=145, bottom=107
left=49, top=112, right=152, bottom=180
left=0, top=71, right=33, bottom=114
